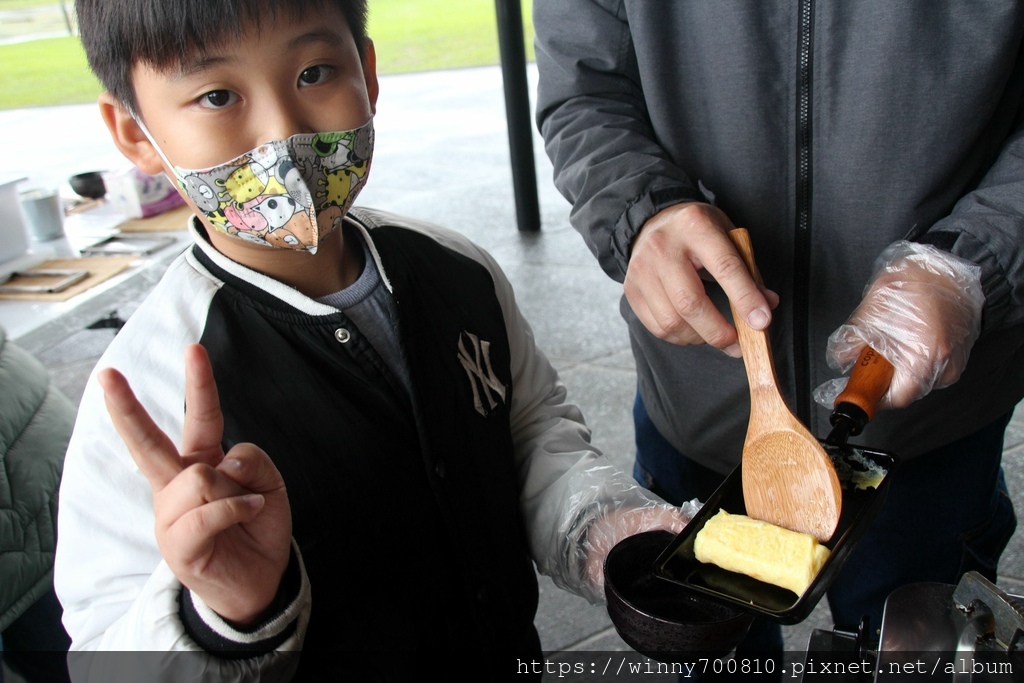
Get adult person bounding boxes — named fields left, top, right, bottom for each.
left=534, top=0, right=1024, bottom=655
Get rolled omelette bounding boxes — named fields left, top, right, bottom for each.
left=693, top=509, right=830, bottom=595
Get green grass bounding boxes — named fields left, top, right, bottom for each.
left=0, top=36, right=99, bottom=109
left=369, top=0, right=534, bottom=74
left=0, top=0, right=63, bottom=10
left=0, top=0, right=534, bottom=110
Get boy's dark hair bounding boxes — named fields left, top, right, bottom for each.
left=75, top=0, right=370, bottom=115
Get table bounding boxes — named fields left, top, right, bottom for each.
left=0, top=203, right=191, bottom=343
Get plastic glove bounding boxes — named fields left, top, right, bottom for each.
left=579, top=498, right=701, bottom=604
left=814, top=241, right=984, bottom=410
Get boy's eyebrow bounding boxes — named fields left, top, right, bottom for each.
left=287, top=28, right=348, bottom=51
left=172, top=55, right=229, bottom=81
left=170, top=29, right=349, bottom=81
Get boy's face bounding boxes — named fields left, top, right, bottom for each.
left=103, top=5, right=377, bottom=175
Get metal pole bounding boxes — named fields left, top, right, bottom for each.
left=59, top=0, right=74, bottom=35
left=494, top=0, right=541, bottom=232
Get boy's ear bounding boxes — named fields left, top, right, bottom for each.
left=363, top=39, right=380, bottom=114
left=98, top=93, right=166, bottom=175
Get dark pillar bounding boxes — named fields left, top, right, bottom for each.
left=495, top=0, right=541, bottom=232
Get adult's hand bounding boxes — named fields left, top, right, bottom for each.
left=818, top=241, right=984, bottom=409
left=624, top=202, right=776, bottom=357
left=98, top=343, right=292, bottom=625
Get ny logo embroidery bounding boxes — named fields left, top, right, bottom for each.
left=457, top=331, right=507, bottom=416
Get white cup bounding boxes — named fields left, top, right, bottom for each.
left=19, top=188, right=65, bottom=242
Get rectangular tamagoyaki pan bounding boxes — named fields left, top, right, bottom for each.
left=652, top=444, right=898, bottom=624
left=653, top=346, right=901, bottom=624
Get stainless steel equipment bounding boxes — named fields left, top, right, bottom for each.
left=800, top=572, right=1024, bottom=682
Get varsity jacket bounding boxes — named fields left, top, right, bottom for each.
left=535, top=1, right=1024, bottom=470
left=56, top=208, right=655, bottom=681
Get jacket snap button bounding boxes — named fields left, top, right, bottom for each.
left=434, top=460, right=446, bottom=478
left=334, top=328, right=351, bottom=343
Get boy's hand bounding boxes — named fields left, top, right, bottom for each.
left=98, top=344, right=292, bottom=626
left=582, top=505, right=689, bottom=601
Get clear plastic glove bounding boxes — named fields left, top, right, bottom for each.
left=578, top=498, right=701, bottom=604
left=814, top=241, right=984, bottom=410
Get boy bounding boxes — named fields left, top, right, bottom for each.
left=56, top=0, right=686, bottom=679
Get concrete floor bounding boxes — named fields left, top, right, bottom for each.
left=3, top=65, right=1023, bottom=679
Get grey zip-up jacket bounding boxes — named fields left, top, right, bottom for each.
left=535, top=0, right=1024, bottom=470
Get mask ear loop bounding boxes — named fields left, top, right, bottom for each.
left=132, top=114, right=179, bottom=177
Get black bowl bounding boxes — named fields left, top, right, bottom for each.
left=604, top=530, right=754, bottom=661
left=69, top=171, right=106, bottom=199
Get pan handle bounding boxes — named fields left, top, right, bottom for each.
left=828, top=346, right=894, bottom=442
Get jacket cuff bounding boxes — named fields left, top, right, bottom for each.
left=179, top=545, right=307, bottom=658
left=911, top=227, right=1011, bottom=331
left=914, top=229, right=958, bottom=251
left=612, top=184, right=716, bottom=275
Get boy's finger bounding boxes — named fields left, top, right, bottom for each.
left=181, top=344, right=226, bottom=465
left=167, top=494, right=266, bottom=562
left=98, top=367, right=183, bottom=490
left=154, top=463, right=250, bottom=532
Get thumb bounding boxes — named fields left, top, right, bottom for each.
left=825, top=325, right=871, bottom=372
left=218, top=444, right=286, bottom=495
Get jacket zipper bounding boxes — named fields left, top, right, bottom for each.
left=794, top=0, right=814, bottom=424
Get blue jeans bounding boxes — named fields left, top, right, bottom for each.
left=823, top=409, right=1016, bottom=630
left=632, top=392, right=1016, bottom=649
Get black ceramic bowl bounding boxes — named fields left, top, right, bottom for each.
left=604, top=530, right=754, bottom=661
left=69, top=171, right=106, bottom=199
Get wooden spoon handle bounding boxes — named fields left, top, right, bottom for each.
left=727, top=229, right=787, bottom=414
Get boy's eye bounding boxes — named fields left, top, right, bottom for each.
left=298, top=65, right=333, bottom=86
left=199, top=90, right=237, bottom=109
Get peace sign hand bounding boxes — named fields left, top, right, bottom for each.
left=98, top=344, right=292, bottom=626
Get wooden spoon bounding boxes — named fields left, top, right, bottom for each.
left=727, top=228, right=841, bottom=542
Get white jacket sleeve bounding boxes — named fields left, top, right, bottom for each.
left=54, top=258, right=310, bottom=681
left=495, top=255, right=688, bottom=603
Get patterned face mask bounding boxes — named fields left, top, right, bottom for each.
left=142, top=118, right=373, bottom=253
